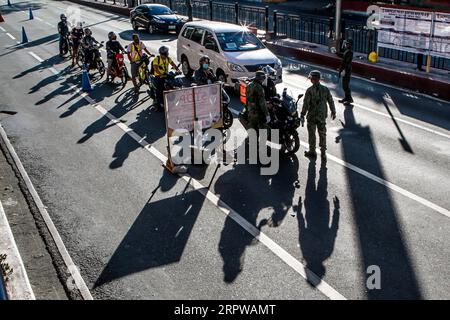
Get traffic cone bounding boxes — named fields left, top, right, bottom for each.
left=0, top=12, right=4, bottom=23
left=7, top=0, right=11, bottom=7
left=29, top=7, right=33, bottom=20
left=21, top=26, right=28, bottom=44
left=81, top=67, right=92, bottom=91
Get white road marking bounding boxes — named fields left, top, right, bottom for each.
left=299, top=141, right=450, bottom=219
left=6, top=33, right=16, bottom=40
left=281, top=56, right=450, bottom=105
left=283, top=79, right=450, bottom=140
left=35, top=16, right=43, bottom=22
left=28, top=51, right=60, bottom=76
left=0, top=124, right=93, bottom=300
left=45, top=21, right=52, bottom=26
left=0, top=26, right=6, bottom=32
left=0, top=201, right=35, bottom=300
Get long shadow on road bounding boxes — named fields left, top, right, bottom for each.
left=213, top=154, right=299, bottom=283
left=94, top=170, right=207, bottom=288
left=298, top=160, right=340, bottom=286
left=337, top=105, right=422, bottom=299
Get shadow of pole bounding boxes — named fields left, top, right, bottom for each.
left=338, top=105, right=422, bottom=299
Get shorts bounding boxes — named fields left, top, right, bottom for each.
left=130, top=62, right=139, bottom=78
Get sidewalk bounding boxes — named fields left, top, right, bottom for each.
left=266, top=38, right=450, bottom=101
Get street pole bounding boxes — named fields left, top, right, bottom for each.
left=335, top=0, right=342, bottom=53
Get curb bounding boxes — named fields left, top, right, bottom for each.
left=0, top=201, right=35, bottom=300
left=265, top=42, right=450, bottom=101
left=68, top=0, right=131, bottom=16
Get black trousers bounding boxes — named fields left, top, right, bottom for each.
left=342, top=74, right=352, bottom=102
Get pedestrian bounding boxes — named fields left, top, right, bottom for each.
left=300, top=70, right=336, bottom=161
left=186, top=0, right=193, bottom=22
left=338, top=38, right=353, bottom=105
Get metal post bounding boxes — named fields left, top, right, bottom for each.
left=273, top=10, right=277, bottom=36
left=235, top=2, right=239, bottom=25
left=264, top=6, right=269, bottom=33
left=169, top=0, right=173, bottom=10
left=209, top=0, right=213, bottom=20
left=335, top=0, right=342, bottom=52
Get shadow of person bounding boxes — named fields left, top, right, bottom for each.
left=214, top=143, right=299, bottom=283
left=298, top=160, right=340, bottom=285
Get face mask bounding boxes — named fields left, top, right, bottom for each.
left=202, top=63, right=209, bottom=69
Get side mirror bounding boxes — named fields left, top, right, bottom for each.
left=125, top=45, right=128, bottom=49
left=298, top=94, right=304, bottom=99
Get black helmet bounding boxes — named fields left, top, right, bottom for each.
left=84, top=28, right=92, bottom=36
left=108, top=31, right=116, bottom=40
left=60, top=14, right=66, bottom=21
left=199, top=55, right=210, bottom=64
left=159, top=46, right=169, bottom=55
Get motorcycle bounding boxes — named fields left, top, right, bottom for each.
left=60, top=34, right=70, bottom=56
left=77, top=41, right=105, bottom=77
left=108, top=52, right=128, bottom=85
left=239, top=88, right=303, bottom=156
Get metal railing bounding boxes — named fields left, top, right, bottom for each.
left=94, top=0, right=449, bottom=70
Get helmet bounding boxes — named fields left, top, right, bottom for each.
left=84, top=28, right=92, bottom=36
left=60, top=14, right=66, bottom=21
left=76, top=22, right=83, bottom=29
left=199, top=55, right=210, bottom=64
left=255, top=70, right=266, bottom=82
left=159, top=46, right=169, bottom=55
left=108, top=31, right=116, bottom=40
left=345, top=38, right=354, bottom=46
left=308, top=70, right=321, bottom=79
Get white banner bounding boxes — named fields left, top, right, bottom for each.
left=377, top=7, right=450, bottom=59
left=164, top=83, right=222, bottom=133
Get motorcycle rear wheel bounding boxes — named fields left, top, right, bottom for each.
left=76, top=50, right=85, bottom=68
left=223, top=107, right=234, bottom=129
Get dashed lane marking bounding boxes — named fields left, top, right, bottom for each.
left=6, top=33, right=16, bottom=40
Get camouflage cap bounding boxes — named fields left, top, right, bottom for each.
left=308, top=70, right=321, bottom=79
left=255, top=70, right=266, bottom=81
left=346, top=38, right=354, bottom=45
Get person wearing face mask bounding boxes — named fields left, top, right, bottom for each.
left=194, top=56, right=217, bottom=85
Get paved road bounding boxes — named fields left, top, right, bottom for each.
left=0, top=0, right=449, bottom=300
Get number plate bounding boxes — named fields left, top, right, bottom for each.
left=168, top=25, right=176, bottom=30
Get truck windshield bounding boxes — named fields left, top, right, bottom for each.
left=215, top=31, right=265, bottom=52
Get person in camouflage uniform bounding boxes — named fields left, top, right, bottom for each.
left=300, top=70, right=336, bottom=160
left=246, top=71, right=271, bottom=130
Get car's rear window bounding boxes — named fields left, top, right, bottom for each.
left=182, top=27, right=194, bottom=39
left=190, top=28, right=205, bottom=44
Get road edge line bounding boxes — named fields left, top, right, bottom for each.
left=0, top=201, right=35, bottom=300
left=0, top=124, right=94, bottom=300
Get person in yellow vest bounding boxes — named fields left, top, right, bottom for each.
left=127, top=33, right=153, bottom=93
left=151, top=46, right=181, bottom=109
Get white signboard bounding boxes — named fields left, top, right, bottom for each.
left=377, top=7, right=450, bottom=58
left=164, top=83, right=222, bottom=133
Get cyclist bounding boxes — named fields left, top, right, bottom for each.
left=69, top=22, right=84, bottom=67
left=126, top=33, right=153, bottom=93
left=151, top=46, right=181, bottom=107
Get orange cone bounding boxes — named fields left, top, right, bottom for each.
left=0, top=12, right=4, bottom=23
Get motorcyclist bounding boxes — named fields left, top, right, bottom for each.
left=81, top=28, right=100, bottom=69
left=194, top=55, right=230, bottom=106
left=106, top=31, right=127, bottom=81
left=151, top=46, right=181, bottom=108
left=69, top=22, right=84, bottom=67
left=194, top=55, right=217, bottom=85
left=246, top=70, right=270, bottom=130
left=57, top=14, right=70, bottom=57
